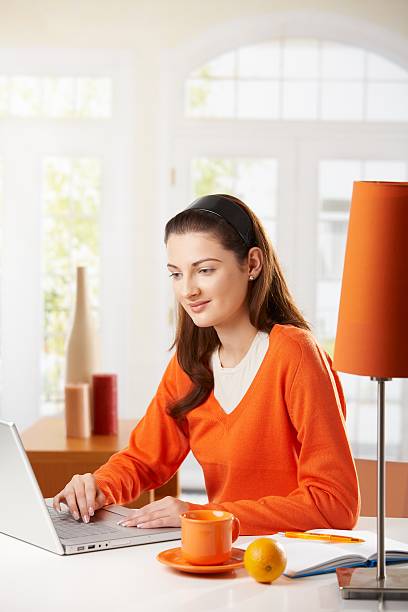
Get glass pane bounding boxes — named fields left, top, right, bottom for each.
left=282, top=81, right=318, bottom=119
left=355, top=402, right=401, bottom=449
left=345, top=376, right=404, bottom=459
left=348, top=375, right=377, bottom=403
left=71, top=158, right=101, bottom=217
left=191, top=52, right=235, bottom=79
left=43, top=78, right=75, bottom=118
left=237, top=42, right=281, bottom=78
left=316, top=160, right=363, bottom=351
left=1, top=76, right=111, bottom=118
left=0, top=77, right=9, bottom=117
left=76, top=78, right=112, bottom=118
left=316, top=280, right=342, bottom=351
left=319, top=160, right=362, bottom=207
left=0, top=161, right=3, bottom=259
left=383, top=402, right=403, bottom=458
left=321, top=43, right=365, bottom=79
left=42, top=157, right=101, bottom=414
left=282, top=39, right=319, bottom=79
left=318, top=220, right=348, bottom=281
left=367, top=83, right=408, bottom=121
left=261, top=219, right=277, bottom=245
left=191, top=158, right=235, bottom=196
left=234, top=159, right=277, bottom=217
left=190, top=158, right=278, bottom=238
left=363, top=160, right=407, bottom=182
left=10, top=77, right=42, bottom=116
left=339, top=372, right=362, bottom=401
left=0, top=161, right=3, bottom=404
left=185, top=79, right=234, bottom=118
left=386, top=378, right=404, bottom=403
left=321, top=82, right=364, bottom=120
left=237, top=81, right=279, bottom=119
left=367, top=53, right=408, bottom=81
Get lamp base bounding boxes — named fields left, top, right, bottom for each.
left=337, top=566, right=408, bottom=600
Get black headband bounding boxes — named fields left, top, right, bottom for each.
left=186, top=194, right=255, bottom=248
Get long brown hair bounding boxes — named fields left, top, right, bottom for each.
left=164, top=194, right=310, bottom=420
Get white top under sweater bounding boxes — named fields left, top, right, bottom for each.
left=210, top=330, right=270, bottom=413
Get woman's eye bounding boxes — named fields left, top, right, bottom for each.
left=169, top=269, right=214, bottom=279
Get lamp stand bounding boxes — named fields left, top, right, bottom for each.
left=337, top=378, right=408, bottom=600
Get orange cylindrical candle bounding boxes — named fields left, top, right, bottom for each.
left=64, top=383, right=91, bottom=438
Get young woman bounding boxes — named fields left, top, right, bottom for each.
left=53, top=194, right=360, bottom=535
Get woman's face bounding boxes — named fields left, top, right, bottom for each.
left=166, top=232, right=252, bottom=328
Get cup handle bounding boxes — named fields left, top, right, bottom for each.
left=232, top=516, right=240, bottom=543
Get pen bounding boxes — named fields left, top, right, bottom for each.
left=281, top=531, right=365, bottom=543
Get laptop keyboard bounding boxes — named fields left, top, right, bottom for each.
left=47, top=506, right=121, bottom=539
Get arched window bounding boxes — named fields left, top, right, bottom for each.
left=186, top=39, right=408, bottom=122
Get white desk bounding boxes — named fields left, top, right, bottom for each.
left=2, top=517, right=408, bottom=612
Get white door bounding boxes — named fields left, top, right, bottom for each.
left=169, top=131, right=408, bottom=491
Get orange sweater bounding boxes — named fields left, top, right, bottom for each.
left=94, top=324, right=360, bottom=535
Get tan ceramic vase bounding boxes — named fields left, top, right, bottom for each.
left=65, top=266, right=100, bottom=430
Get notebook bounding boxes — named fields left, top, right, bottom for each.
left=244, top=529, right=408, bottom=578
left=0, top=419, right=181, bottom=555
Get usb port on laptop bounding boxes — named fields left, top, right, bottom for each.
left=88, top=545, right=95, bottom=549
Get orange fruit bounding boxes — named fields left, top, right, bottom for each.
left=244, top=537, right=287, bottom=584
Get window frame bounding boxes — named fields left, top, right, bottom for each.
left=159, top=13, right=408, bottom=486
left=0, top=48, right=137, bottom=431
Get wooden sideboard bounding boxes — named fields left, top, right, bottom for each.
left=21, top=417, right=179, bottom=510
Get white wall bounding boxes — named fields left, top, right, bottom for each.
left=1, top=0, right=407, bottom=419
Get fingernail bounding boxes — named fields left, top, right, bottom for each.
left=136, top=524, right=145, bottom=528
left=73, top=511, right=80, bottom=520
left=120, top=522, right=129, bottom=527
left=84, top=515, right=89, bottom=523
left=88, top=507, right=94, bottom=516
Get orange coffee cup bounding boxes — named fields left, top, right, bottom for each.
left=180, top=510, right=240, bottom=565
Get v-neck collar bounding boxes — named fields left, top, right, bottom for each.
left=213, top=330, right=263, bottom=372
left=210, top=324, right=278, bottom=428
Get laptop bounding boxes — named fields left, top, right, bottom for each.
left=0, top=419, right=181, bottom=555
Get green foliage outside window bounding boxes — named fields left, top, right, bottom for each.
left=42, top=158, right=100, bottom=412
left=0, top=76, right=111, bottom=118
left=192, top=158, right=234, bottom=197
left=187, top=67, right=211, bottom=112
left=191, top=157, right=277, bottom=242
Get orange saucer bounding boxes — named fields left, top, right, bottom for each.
left=156, top=547, right=245, bottom=574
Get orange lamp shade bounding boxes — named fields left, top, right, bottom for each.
left=333, top=181, right=408, bottom=378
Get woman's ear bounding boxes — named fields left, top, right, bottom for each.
left=247, top=247, right=263, bottom=280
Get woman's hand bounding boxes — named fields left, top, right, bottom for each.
left=53, top=473, right=107, bottom=523
left=118, top=496, right=190, bottom=528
